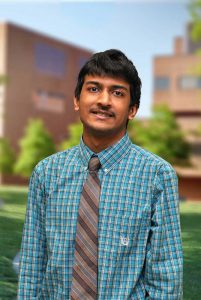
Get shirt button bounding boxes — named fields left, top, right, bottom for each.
left=104, top=168, right=108, bottom=172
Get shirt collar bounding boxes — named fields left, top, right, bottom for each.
left=79, top=133, right=132, bottom=172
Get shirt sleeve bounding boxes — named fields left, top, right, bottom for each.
left=144, top=163, right=183, bottom=299
left=18, top=168, right=47, bottom=299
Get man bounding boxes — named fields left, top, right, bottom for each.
left=18, top=49, right=183, bottom=299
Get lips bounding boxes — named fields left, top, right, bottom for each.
left=90, top=109, right=114, bottom=118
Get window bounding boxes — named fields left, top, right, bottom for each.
left=37, top=89, right=66, bottom=100
left=154, top=77, right=170, bottom=90
left=179, top=76, right=201, bottom=89
left=35, top=42, right=66, bottom=77
left=33, top=89, right=66, bottom=113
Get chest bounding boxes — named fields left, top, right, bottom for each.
left=45, top=166, right=153, bottom=249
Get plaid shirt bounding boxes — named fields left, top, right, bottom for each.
left=18, top=133, right=183, bottom=299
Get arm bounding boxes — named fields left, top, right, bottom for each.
left=144, top=163, right=183, bottom=299
left=18, top=168, right=47, bottom=299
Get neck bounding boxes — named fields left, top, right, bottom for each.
left=82, top=130, right=126, bottom=153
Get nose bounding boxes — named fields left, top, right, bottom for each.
left=97, top=89, right=111, bottom=106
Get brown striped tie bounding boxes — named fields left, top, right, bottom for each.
left=71, top=156, right=101, bottom=300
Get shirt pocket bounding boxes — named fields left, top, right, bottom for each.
left=99, top=213, right=145, bottom=262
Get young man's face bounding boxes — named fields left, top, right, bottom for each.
left=74, top=75, right=137, bottom=143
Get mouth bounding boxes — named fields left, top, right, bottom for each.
left=90, top=109, right=114, bottom=118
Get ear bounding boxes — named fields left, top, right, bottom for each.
left=74, top=96, right=80, bottom=112
left=128, top=105, right=138, bottom=120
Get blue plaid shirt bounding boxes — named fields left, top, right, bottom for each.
left=18, top=133, right=183, bottom=299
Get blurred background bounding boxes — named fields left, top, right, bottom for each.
left=0, top=0, right=200, bottom=299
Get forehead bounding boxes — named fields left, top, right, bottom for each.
left=83, top=74, right=130, bottom=89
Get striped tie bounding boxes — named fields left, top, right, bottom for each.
left=71, top=156, right=101, bottom=300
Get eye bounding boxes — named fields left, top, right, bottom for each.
left=113, top=90, right=124, bottom=97
left=88, top=86, right=99, bottom=93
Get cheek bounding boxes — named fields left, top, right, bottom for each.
left=79, top=97, right=94, bottom=109
left=79, top=105, right=89, bottom=117
left=116, top=106, right=130, bottom=118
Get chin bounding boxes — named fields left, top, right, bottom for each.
left=90, top=127, right=123, bottom=138
left=91, top=128, right=112, bottom=136
left=84, top=124, right=108, bottom=133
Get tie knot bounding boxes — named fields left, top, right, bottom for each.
left=88, top=156, right=101, bottom=171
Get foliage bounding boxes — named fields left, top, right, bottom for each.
left=189, top=2, right=201, bottom=138
left=128, top=106, right=190, bottom=165
left=0, top=74, right=8, bottom=86
left=14, top=119, right=56, bottom=178
left=60, top=122, right=83, bottom=150
left=197, top=123, right=201, bottom=135
left=0, top=138, right=15, bottom=174
left=189, top=0, right=201, bottom=42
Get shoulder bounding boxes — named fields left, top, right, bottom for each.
left=129, top=142, right=177, bottom=177
left=31, top=145, right=79, bottom=189
left=129, top=143, right=178, bottom=199
left=35, top=145, right=79, bottom=172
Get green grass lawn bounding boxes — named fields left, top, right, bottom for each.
left=0, top=186, right=200, bottom=299
left=0, top=186, right=28, bottom=299
left=180, top=201, right=201, bottom=300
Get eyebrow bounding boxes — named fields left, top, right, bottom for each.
left=85, top=81, right=129, bottom=92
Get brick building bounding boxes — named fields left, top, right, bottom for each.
left=0, top=22, right=92, bottom=184
left=153, top=25, right=201, bottom=200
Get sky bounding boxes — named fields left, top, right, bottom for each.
left=0, top=0, right=190, bottom=117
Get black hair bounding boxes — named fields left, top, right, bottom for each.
left=74, top=49, right=141, bottom=108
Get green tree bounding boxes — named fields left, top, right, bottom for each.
left=196, top=123, right=201, bottom=135
left=14, top=119, right=56, bottom=178
left=60, top=107, right=190, bottom=165
left=128, top=106, right=190, bottom=165
left=0, top=138, right=15, bottom=174
left=60, top=122, right=83, bottom=150
left=0, top=74, right=8, bottom=85
left=190, top=0, right=201, bottom=43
